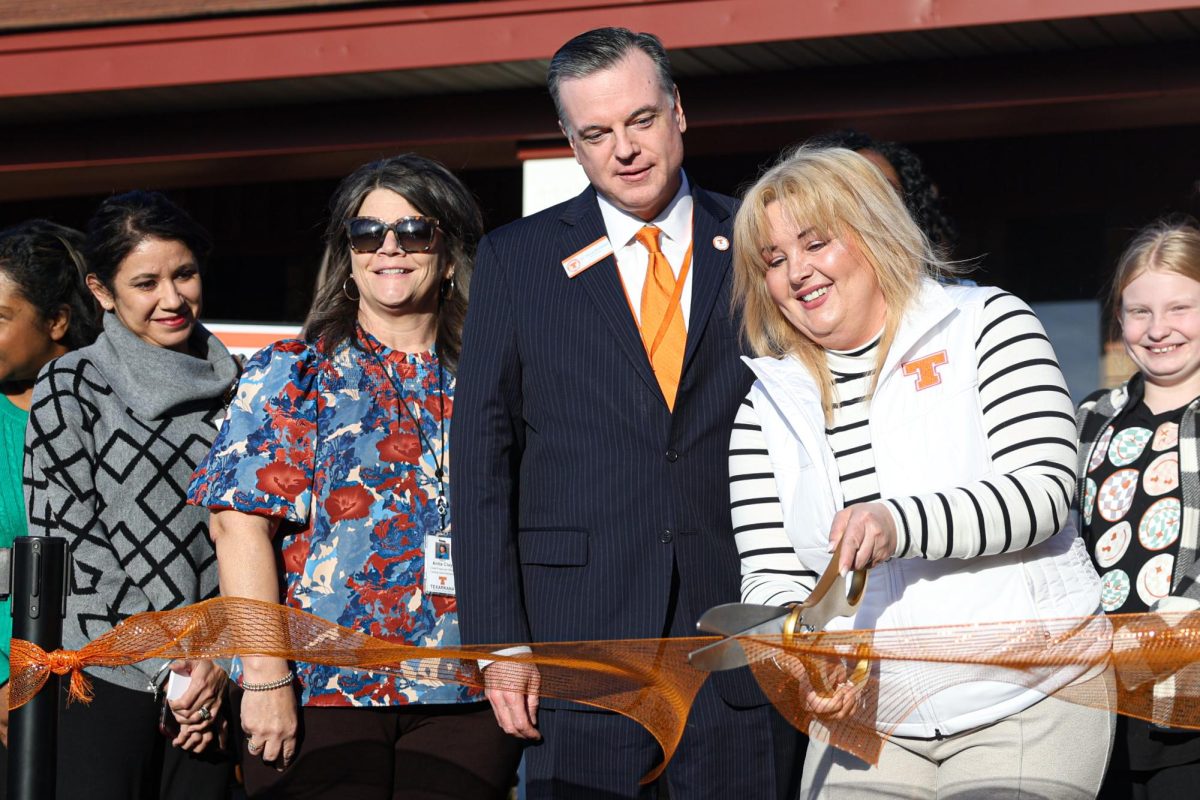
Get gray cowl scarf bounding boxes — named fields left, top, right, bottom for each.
left=93, top=311, right=239, bottom=418
left=23, top=312, right=238, bottom=690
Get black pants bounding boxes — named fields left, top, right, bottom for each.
left=238, top=701, right=520, bottom=800
left=1100, top=717, right=1200, bottom=800
left=526, top=695, right=789, bottom=800
left=1101, top=757, right=1200, bottom=800
left=523, top=558, right=803, bottom=799
left=56, top=677, right=233, bottom=800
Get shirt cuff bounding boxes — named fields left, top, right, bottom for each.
left=476, top=645, right=533, bottom=670
left=885, top=499, right=913, bottom=559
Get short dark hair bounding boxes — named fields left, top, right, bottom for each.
left=547, top=27, right=675, bottom=130
left=0, top=220, right=99, bottom=350
left=84, top=190, right=212, bottom=289
left=807, top=129, right=877, bottom=153
left=303, top=154, right=483, bottom=370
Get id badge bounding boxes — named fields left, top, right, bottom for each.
left=423, top=534, right=456, bottom=596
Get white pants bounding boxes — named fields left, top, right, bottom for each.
left=800, top=695, right=1115, bottom=799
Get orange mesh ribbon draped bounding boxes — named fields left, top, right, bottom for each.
left=10, top=598, right=1200, bottom=781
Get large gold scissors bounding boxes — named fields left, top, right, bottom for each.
left=688, top=560, right=868, bottom=693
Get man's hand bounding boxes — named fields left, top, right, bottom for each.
left=828, top=502, right=898, bottom=574
left=484, top=660, right=542, bottom=740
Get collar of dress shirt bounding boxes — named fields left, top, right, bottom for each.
left=596, top=171, right=693, bottom=252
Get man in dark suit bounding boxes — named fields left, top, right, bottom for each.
left=452, top=27, right=798, bottom=799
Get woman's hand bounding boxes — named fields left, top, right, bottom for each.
left=0, top=682, right=9, bottom=747
left=209, top=511, right=296, bottom=768
left=804, top=674, right=865, bottom=721
left=168, top=659, right=228, bottom=753
left=239, top=664, right=299, bottom=770
left=828, top=502, right=898, bottom=574
left=775, top=652, right=866, bottom=721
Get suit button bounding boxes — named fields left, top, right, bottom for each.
left=660, top=529, right=674, bottom=543
left=665, top=449, right=679, bottom=462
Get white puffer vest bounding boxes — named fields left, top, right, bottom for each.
left=746, top=281, right=1103, bottom=738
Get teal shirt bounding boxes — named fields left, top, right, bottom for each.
left=0, top=394, right=27, bottom=684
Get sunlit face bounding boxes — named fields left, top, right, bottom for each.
left=761, top=201, right=887, bottom=351
left=88, top=237, right=201, bottom=353
left=0, top=272, right=68, bottom=383
left=349, top=188, right=450, bottom=325
left=558, top=50, right=687, bottom=221
left=1121, top=268, right=1200, bottom=392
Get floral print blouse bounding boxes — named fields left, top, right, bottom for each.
left=187, top=329, right=479, bottom=706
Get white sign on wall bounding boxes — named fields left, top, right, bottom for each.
left=522, top=156, right=589, bottom=217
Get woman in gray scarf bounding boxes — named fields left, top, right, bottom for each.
left=24, top=191, right=237, bottom=799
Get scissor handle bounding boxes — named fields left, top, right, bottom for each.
left=787, top=561, right=870, bottom=698
left=846, top=567, right=867, bottom=606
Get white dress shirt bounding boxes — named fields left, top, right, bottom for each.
left=597, top=172, right=695, bottom=329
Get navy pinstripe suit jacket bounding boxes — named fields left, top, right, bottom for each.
left=452, top=182, right=762, bottom=707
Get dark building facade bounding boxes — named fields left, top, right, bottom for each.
left=2, top=0, right=1198, bottom=337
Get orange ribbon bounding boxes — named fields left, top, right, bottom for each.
left=11, top=639, right=94, bottom=706
left=8, top=598, right=1200, bottom=780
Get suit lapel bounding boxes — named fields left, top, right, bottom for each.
left=560, top=188, right=663, bottom=401
left=682, top=186, right=733, bottom=375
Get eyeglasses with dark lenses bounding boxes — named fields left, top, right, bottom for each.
left=345, top=216, right=441, bottom=254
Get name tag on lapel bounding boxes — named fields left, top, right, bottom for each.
left=562, top=236, right=614, bottom=278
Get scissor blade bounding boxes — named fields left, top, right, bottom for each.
left=687, top=636, right=750, bottom=671
left=689, top=567, right=868, bottom=673
left=688, top=609, right=791, bottom=671
left=694, top=602, right=791, bottom=636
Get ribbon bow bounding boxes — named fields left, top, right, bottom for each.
left=10, top=639, right=94, bottom=706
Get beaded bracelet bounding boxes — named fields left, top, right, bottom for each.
left=241, top=672, right=294, bottom=692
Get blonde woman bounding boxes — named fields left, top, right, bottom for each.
left=728, top=145, right=1111, bottom=798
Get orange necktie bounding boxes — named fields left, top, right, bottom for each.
left=635, top=225, right=687, bottom=410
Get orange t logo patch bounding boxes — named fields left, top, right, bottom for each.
left=902, top=351, right=948, bottom=390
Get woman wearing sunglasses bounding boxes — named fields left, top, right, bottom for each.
left=189, top=154, right=520, bottom=799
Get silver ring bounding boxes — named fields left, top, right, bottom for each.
left=197, top=705, right=212, bottom=722
left=247, top=740, right=262, bottom=754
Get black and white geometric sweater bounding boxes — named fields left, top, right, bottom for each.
left=23, top=313, right=238, bottom=692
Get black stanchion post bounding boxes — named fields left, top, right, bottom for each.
left=6, top=536, right=70, bottom=800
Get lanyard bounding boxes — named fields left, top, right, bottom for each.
left=360, top=325, right=449, bottom=534
left=646, top=239, right=693, bottom=361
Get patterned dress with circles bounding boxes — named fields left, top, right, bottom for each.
left=1083, top=403, right=1185, bottom=615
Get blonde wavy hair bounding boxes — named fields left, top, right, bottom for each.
left=1110, top=218, right=1200, bottom=323
left=732, top=145, right=947, bottom=420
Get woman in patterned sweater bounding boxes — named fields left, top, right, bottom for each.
left=24, top=192, right=238, bottom=799
left=1076, top=220, right=1200, bottom=799
left=728, top=146, right=1109, bottom=798
left=188, top=155, right=519, bottom=799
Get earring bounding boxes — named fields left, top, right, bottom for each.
left=342, top=277, right=360, bottom=302
left=440, top=275, right=457, bottom=301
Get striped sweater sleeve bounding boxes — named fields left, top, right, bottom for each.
left=730, top=397, right=819, bottom=605
left=886, top=291, right=1078, bottom=559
